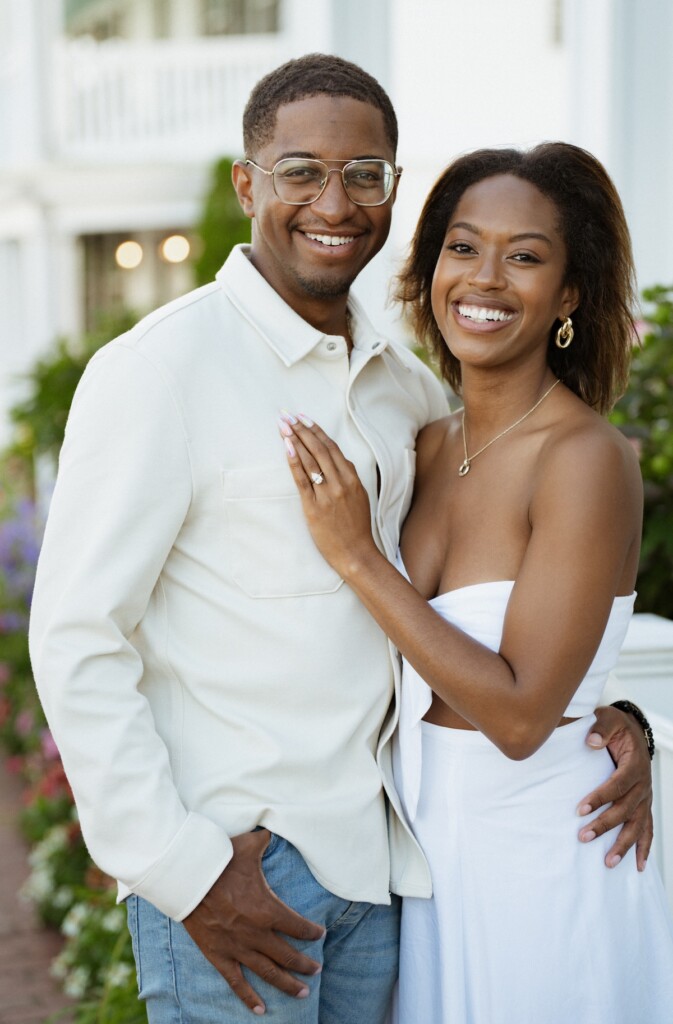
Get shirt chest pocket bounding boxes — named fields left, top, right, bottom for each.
left=221, top=464, right=343, bottom=598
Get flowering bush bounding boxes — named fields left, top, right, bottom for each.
left=0, top=477, right=144, bottom=1021
left=21, top=823, right=144, bottom=1022
left=0, top=492, right=46, bottom=757
left=0, top=311, right=151, bottom=1020
left=49, top=888, right=144, bottom=1023
left=22, top=812, right=89, bottom=928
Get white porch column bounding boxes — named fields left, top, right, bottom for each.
left=282, top=0, right=332, bottom=54
left=565, top=0, right=673, bottom=290
left=609, top=0, right=673, bottom=290
left=329, top=0, right=390, bottom=88
left=2, top=0, right=42, bottom=162
left=563, top=0, right=614, bottom=164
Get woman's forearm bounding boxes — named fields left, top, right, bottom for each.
left=339, top=546, right=553, bottom=758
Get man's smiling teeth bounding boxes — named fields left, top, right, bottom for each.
left=458, top=304, right=515, bottom=322
left=305, top=233, right=354, bottom=246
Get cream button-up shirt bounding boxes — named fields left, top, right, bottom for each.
left=29, top=246, right=448, bottom=920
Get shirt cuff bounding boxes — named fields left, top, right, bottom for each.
left=130, top=812, right=234, bottom=920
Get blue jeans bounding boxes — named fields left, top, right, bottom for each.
left=126, top=833, right=401, bottom=1023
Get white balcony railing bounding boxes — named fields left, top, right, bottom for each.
left=50, top=36, right=288, bottom=162
left=650, top=711, right=673, bottom=915
left=613, top=612, right=673, bottom=915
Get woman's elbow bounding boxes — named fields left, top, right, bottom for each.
left=493, top=718, right=551, bottom=761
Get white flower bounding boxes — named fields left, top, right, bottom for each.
left=104, top=962, right=133, bottom=988
left=20, top=866, right=53, bottom=903
left=64, top=965, right=90, bottom=999
left=27, top=846, right=46, bottom=869
left=52, top=886, right=74, bottom=909
left=43, top=824, right=69, bottom=853
left=28, top=824, right=69, bottom=869
left=101, top=908, right=125, bottom=933
left=61, top=902, right=89, bottom=938
left=50, top=950, right=72, bottom=980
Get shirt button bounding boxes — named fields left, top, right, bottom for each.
left=326, top=341, right=338, bottom=351
left=371, top=342, right=379, bottom=350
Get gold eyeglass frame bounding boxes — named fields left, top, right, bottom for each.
left=243, top=157, right=403, bottom=207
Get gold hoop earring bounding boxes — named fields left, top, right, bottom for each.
left=555, top=316, right=574, bottom=349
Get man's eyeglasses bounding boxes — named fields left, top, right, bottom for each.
left=244, top=158, right=402, bottom=207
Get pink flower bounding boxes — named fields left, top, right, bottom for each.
left=31, top=760, right=71, bottom=800
left=15, top=710, right=35, bottom=737
left=4, top=755, right=24, bottom=775
left=40, top=729, right=60, bottom=761
left=0, top=697, right=10, bottom=727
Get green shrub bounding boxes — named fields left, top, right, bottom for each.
left=610, top=285, right=673, bottom=617
left=8, top=310, right=137, bottom=465
left=193, top=157, right=250, bottom=286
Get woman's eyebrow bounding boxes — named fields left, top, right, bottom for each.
left=447, top=222, right=553, bottom=247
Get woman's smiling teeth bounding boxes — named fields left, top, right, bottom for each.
left=305, top=232, right=355, bottom=247
left=457, top=304, right=516, bottom=322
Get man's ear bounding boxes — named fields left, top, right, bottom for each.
left=390, top=167, right=402, bottom=208
left=232, top=160, right=255, bottom=219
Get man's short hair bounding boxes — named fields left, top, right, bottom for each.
left=243, top=53, right=398, bottom=157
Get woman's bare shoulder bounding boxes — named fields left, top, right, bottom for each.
left=536, top=402, right=642, bottom=505
left=416, top=412, right=460, bottom=477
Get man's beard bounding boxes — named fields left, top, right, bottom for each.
left=293, top=268, right=356, bottom=300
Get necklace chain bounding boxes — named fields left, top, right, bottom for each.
left=459, top=378, right=561, bottom=477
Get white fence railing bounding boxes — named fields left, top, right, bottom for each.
left=613, top=612, right=673, bottom=914
left=650, top=711, right=673, bottom=915
left=50, top=36, right=288, bottom=162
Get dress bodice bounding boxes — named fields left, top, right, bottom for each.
left=393, top=554, right=635, bottom=822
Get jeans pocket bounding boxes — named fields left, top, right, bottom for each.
left=261, top=830, right=281, bottom=860
left=125, top=894, right=143, bottom=995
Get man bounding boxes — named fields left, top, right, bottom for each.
left=30, top=54, right=653, bottom=1023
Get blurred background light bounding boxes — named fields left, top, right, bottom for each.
left=160, top=234, right=191, bottom=264
left=114, top=240, right=143, bottom=269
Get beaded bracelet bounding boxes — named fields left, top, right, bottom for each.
left=611, top=699, right=656, bottom=760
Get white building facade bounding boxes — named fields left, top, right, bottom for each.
left=3, top=0, right=672, bottom=433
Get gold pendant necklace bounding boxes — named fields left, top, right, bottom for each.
left=458, top=378, right=560, bottom=477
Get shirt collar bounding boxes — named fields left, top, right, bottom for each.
left=216, top=245, right=389, bottom=366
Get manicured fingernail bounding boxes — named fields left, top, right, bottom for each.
left=284, top=437, right=296, bottom=457
left=278, top=418, right=293, bottom=437
left=577, top=803, right=593, bottom=816
left=296, top=987, right=310, bottom=999
left=587, top=732, right=603, bottom=747
left=297, top=413, right=314, bottom=427
left=253, top=1005, right=265, bottom=1016
left=580, top=830, right=596, bottom=843
left=607, top=854, right=622, bottom=868
left=280, top=409, right=298, bottom=424
left=638, top=859, right=648, bottom=873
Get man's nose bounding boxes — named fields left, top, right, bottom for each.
left=309, top=168, right=357, bottom=220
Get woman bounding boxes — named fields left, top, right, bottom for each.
left=278, top=144, right=673, bottom=1022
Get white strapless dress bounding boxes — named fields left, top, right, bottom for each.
left=391, top=567, right=673, bottom=1024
